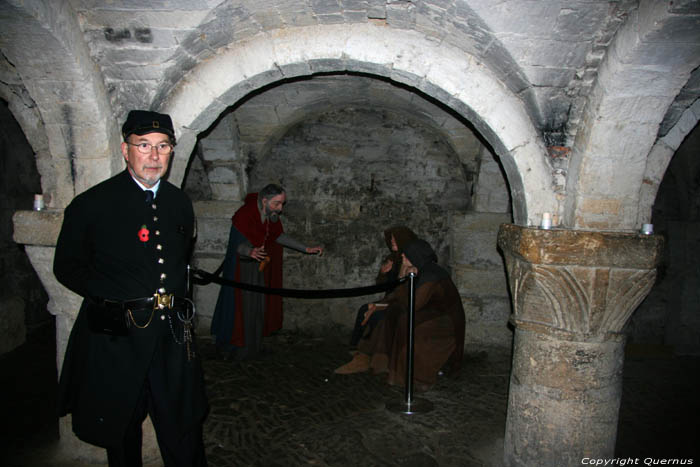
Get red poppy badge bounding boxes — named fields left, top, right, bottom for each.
left=138, top=225, right=150, bottom=242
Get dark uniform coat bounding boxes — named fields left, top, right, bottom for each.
left=54, top=170, right=208, bottom=448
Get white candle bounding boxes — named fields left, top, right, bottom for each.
left=540, top=212, right=552, bottom=230
left=33, top=194, right=44, bottom=211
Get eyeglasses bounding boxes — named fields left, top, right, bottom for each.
left=127, top=142, right=173, bottom=155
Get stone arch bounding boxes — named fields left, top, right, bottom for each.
left=637, top=99, right=700, bottom=226
left=0, top=0, right=121, bottom=208
left=564, top=1, right=700, bottom=230
left=161, top=23, right=555, bottom=226
left=0, top=72, right=52, bottom=201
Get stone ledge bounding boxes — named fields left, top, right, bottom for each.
left=13, top=209, right=63, bottom=247
left=497, top=223, right=663, bottom=269
left=12, top=202, right=241, bottom=247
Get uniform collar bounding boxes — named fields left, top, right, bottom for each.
left=130, top=175, right=161, bottom=197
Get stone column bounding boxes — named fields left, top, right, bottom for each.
left=497, top=224, right=663, bottom=467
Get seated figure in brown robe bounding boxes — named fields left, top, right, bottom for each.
left=336, top=238, right=466, bottom=390
left=343, top=225, right=418, bottom=357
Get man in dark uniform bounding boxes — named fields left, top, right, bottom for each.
left=54, top=110, right=208, bottom=466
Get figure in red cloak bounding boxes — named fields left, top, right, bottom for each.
left=210, top=184, right=323, bottom=360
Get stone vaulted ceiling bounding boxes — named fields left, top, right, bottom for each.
left=75, top=0, right=638, bottom=146
left=1, top=0, right=700, bottom=229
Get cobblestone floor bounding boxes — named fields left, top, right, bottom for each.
left=2, top=321, right=699, bottom=466
left=198, top=332, right=510, bottom=467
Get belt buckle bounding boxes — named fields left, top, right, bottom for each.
left=154, top=293, right=174, bottom=310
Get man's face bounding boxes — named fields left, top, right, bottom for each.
left=121, top=132, right=172, bottom=188
left=390, top=235, right=398, bottom=252
left=262, top=193, right=286, bottom=222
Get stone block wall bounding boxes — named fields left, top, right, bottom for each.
left=185, top=101, right=517, bottom=343
left=473, top=147, right=511, bottom=214
left=190, top=210, right=517, bottom=349
left=451, top=212, right=513, bottom=350
left=247, top=105, right=470, bottom=335
left=191, top=201, right=241, bottom=334
left=197, top=113, right=246, bottom=201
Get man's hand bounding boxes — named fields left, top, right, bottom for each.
left=380, top=259, right=393, bottom=274
left=399, top=263, right=418, bottom=278
left=251, top=246, right=267, bottom=262
left=361, top=303, right=378, bottom=326
left=306, top=246, right=324, bottom=256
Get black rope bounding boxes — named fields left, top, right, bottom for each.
left=191, top=268, right=405, bottom=299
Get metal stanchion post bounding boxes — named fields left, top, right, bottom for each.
left=386, top=272, right=433, bottom=414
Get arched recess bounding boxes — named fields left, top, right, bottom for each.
left=161, top=23, right=555, bottom=226
left=0, top=62, right=52, bottom=200
left=228, top=74, right=483, bottom=192
left=564, top=1, right=700, bottom=230
left=637, top=99, right=700, bottom=226
left=0, top=0, right=121, bottom=208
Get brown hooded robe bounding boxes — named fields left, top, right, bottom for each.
left=359, top=238, right=466, bottom=388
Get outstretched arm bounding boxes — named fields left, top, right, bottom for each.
left=276, top=233, right=324, bottom=255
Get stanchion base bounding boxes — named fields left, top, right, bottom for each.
left=386, top=397, right=434, bottom=414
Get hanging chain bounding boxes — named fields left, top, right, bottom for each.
left=166, top=297, right=196, bottom=361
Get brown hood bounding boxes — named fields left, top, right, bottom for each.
left=384, top=225, right=418, bottom=253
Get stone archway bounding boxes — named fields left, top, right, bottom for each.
left=184, top=71, right=514, bottom=344
left=638, top=99, right=700, bottom=226
left=0, top=0, right=122, bottom=209
left=161, top=23, right=556, bottom=227
left=564, top=2, right=700, bottom=230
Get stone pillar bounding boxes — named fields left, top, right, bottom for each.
left=12, top=210, right=160, bottom=465
left=497, top=224, right=663, bottom=466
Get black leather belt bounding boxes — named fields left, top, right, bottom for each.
left=98, top=293, right=191, bottom=312
left=87, top=293, right=195, bottom=336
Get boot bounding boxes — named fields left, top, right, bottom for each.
left=334, top=352, right=370, bottom=374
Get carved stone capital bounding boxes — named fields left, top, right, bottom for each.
left=497, top=224, right=663, bottom=338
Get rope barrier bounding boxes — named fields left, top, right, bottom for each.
left=191, top=265, right=432, bottom=413
left=190, top=267, right=406, bottom=299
